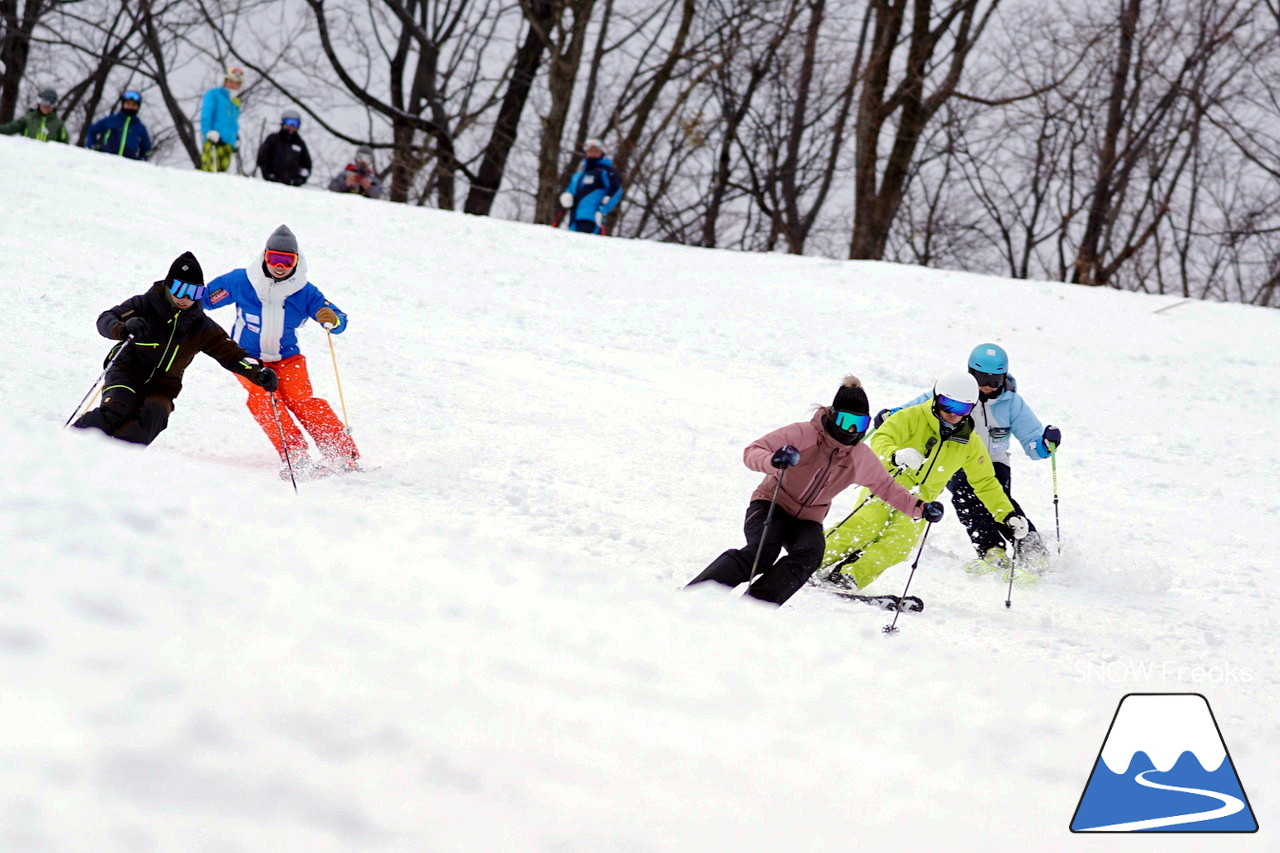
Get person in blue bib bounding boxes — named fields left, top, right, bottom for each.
left=84, top=90, right=152, bottom=161
left=557, top=138, right=623, bottom=234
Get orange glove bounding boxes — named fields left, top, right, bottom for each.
left=316, top=307, right=339, bottom=327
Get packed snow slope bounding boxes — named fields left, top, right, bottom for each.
left=2, top=137, right=1276, bottom=851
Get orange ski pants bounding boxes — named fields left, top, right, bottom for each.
left=235, top=354, right=359, bottom=462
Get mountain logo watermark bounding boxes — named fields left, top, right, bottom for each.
left=1070, top=693, right=1258, bottom=832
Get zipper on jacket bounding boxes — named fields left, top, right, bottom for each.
left=117, top=117, right=131, bottom=156
left=145, top=310, right=181, bottom=384
left=797, top=446, right=840, bottom=507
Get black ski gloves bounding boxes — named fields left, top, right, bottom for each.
left=771, top=445, right=800, bottom=469
left=1043, top=425, right=1061, bottom=447
left=253, top=367, right=279, bottom=392
left=921, top=501, right=945, bottom=523
left=115, top=316, right=148, bottom=340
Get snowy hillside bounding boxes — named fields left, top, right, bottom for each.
left=2, top=136, right=1276, bottom=851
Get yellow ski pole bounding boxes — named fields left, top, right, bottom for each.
left=324, top=325, right=350, bottom=433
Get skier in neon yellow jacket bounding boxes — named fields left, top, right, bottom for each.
left=821, top=372, right=1027, bottom=590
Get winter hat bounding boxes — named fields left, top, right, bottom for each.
left=224, top=66, right=244, bottom=83
left=38, top=88, right=57, bottom=106
left=282, top=109, right=301, bottom=126
left=166, top=251, right=204, bottom=286
left=265, top=224, right=299, bottom=254
left=831, top=375, right=869, bottom=414
left=355, top=146, right=374, bottom=165
left=584, top=137, right=605, bottom=153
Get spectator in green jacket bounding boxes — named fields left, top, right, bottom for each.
left=0, top=88, right=69, bottom=143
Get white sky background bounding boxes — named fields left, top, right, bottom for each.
left=2, top=135, right=1278, bottom=850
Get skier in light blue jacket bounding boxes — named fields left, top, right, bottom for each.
left=200, top=67, right=243, bottom=172
left=877, top=343, right=1061, bottom=572
left=557, top=138, right=623, bottom=234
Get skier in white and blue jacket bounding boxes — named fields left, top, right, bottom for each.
left=201, top=225, right=361, bottom=475
left=558, top=138, right=623, bottom=234
left=877, top=343, right=1061, bottom=571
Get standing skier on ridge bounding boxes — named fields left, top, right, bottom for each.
left=875, top=343, right=1061, bottom=575
left=557, top=138, right=623, bottom=234
left=685, top=376, right=944, bottom=606
left=820, top=371, right=1031, bottom=591
left=202, top=225, right=360, bottom=478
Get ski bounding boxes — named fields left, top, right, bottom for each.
left=822, top=590, right=924, bottom=613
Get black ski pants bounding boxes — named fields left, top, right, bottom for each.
left=685, top=499, right=825, bottom=606
left=947, top=462, right=1036, bottom=555
left=73, top=368, right=174, bottom=446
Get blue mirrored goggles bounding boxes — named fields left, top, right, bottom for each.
left=833, top=410, right=871, bottom=433
left=936, top=394, right=975, bottom=417
left=282, top=117, right=301, bottom=128
left=122, top=90, right=142, bottom=103
left=169, top=279, right=207, bottom=301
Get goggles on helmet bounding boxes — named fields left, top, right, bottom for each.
left=936, top=394, right=976, bottom=417
left=169, top=279, right=207, bottom=301
left=282, top=116, right=301, bottom=128
left=833, top=410, right=871, bottom=434
left=122, top=90, right=142, bottom=103
left=265, top=250, right=298, bottom=268
left=225, top=67, right=245, bottom=82
left=968, top=368, right=1005, bottom=389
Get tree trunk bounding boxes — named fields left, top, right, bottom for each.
left=1073, top=0, right=1140, bottom=285
left=464, top=0, right=557, bottom=216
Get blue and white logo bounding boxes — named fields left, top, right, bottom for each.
left=1071, top=693, right=1258, bottom=832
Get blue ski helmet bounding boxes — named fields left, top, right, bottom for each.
left=968, top=343, right=1008, bottom=375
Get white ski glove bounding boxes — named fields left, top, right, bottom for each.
left=1006, top=514, right=1030, bottom=539
left=595, top=211, right=605, bottom=227
left=559, top=191, right=573, bottom=209
left=206, top=129, right=220, bottom=143
left=892, top=447, right=924, bottom=469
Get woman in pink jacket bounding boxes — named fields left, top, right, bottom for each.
left=685, top=376, right=944, bottom=606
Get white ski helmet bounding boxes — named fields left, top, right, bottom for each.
left=933, top=370, right=979, bottom=406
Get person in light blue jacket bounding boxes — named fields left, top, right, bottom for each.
left=200, top=66, right=243, bottom=172
left=202, top=225, right=361, bottom=475
left=877, top=343, right=1061, bottom=571
left=557, top=138, right=623, bottom=234
left=84, top=90, right=151, bottom=160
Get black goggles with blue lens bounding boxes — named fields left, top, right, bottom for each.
left=833, top=410, right=871, bottom=433
left=123, top=90, right=142, bottom=103
left=169, top=279, right=207, bottom=301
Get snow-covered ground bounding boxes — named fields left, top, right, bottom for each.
left=2, top=136, right=1276, bottom=851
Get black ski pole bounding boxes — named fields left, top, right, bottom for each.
left=884, top=521, right=933, bottom=635
left=269, top=392, right=298, bottom=494
left=1051, top=445, right=1061, bottom=554
left=64, top=336, right=134, bottom=427
left=744, top=469, right=786, bottom=593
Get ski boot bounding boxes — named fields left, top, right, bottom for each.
left=822, top=566, right=858, bottom=590
left=964, top=546, right=1011, bottom=576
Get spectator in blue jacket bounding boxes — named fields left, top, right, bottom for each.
left=877, top=343, right=1061, bottom=573
left=558, top=138, right=623, bottom=234
left=200, top=66, right=243, bottom=173
left=84, top=90, right=151, bottom=161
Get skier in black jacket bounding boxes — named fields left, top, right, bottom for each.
left=256, top=109, right=312, bottom=186
left=73, top=252, right=278, bottom=446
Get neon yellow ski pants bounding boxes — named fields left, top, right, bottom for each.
left=822, top=493, right=927, bottom=590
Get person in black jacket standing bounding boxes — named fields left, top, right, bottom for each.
left=73, top=252, right=278, bottom=446
left=256, top=109, right=312, bottom=186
